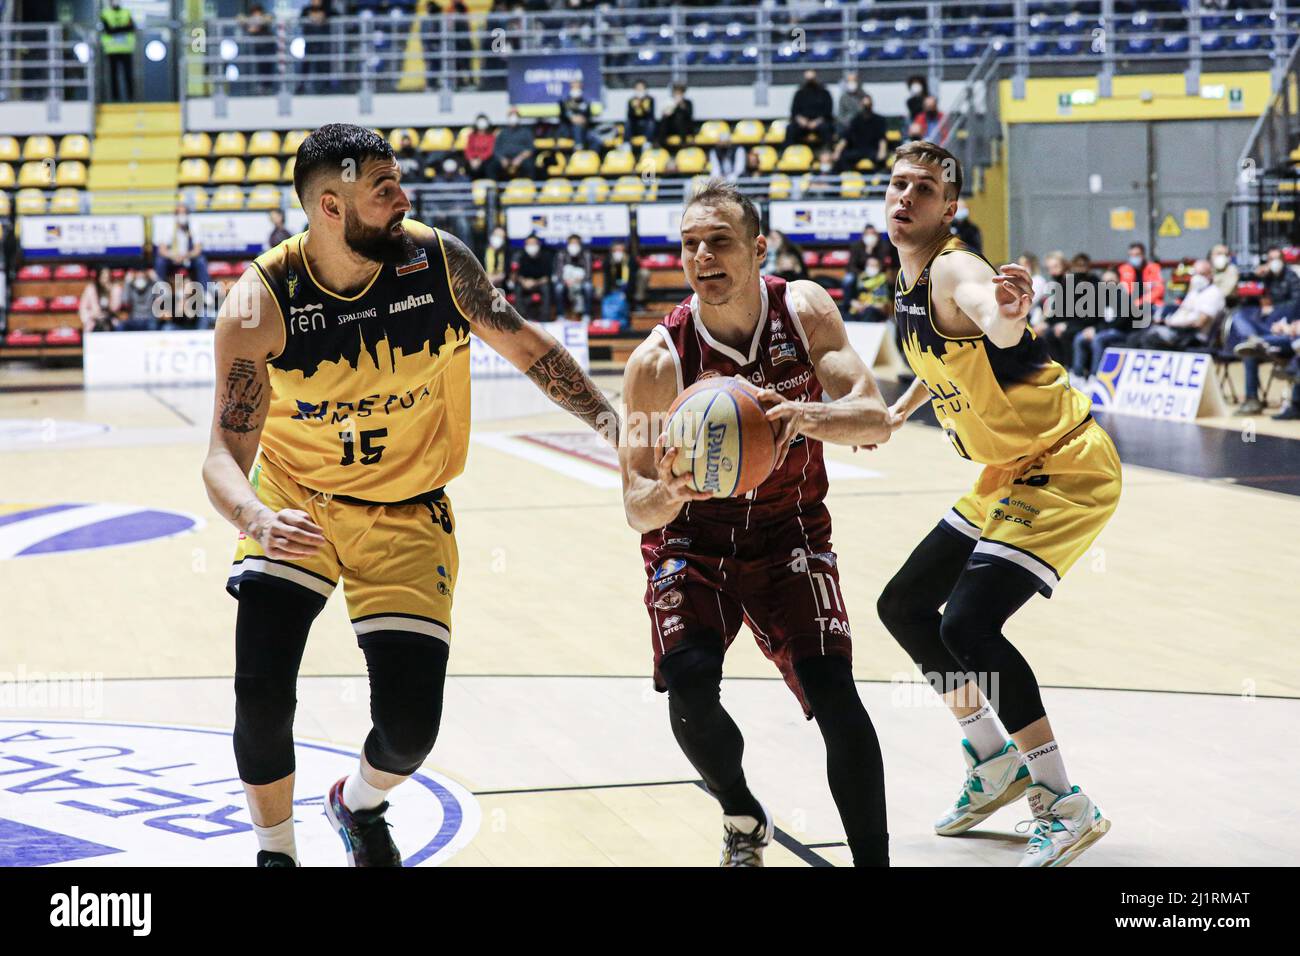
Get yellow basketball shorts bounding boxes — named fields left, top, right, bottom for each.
left=226, top=454, right=458, bottom=645
left=939, top=418, right=1121, bottom=596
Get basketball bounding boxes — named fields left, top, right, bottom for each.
left=663, top=377, right=778, bottom=497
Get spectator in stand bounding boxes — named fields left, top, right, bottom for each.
left=395, top=133, right=425, bottom=182
left=1072, top=268, right=1138, bottom=379
left=100, top=0, right=137, bottom=103
left=626, top=79, right=656, bottom=150
left=835, top=72, right=862, bottom=137
left=1230, top=247, right=1300, bottom=414
left=80, top=268, right=121, bottom=333
left=559, top=79, right=596, bottom=150
left=1117, top=242, right=1165, bottom=318
left=845, top=256, right=893, bottom=322
left=119, top=268, right=161, bottom=331
left=514, top=232, right=553, bottom=322
left=299, top=0, right=332, bottom=95
left=743, top=148, right=764, bottom=178
left=834, top=93, right=889, bottom=172
left=909, top=95, right=945, bottom=141
left=905, top=75, right=929, bottom=122
left=495, top=107, right=536, bottom=181
left=464, top=113, right=499, bottom=179
left=808, top=149, right=838, bottom=196
left=552, top=233, right=595, bottom=321
left=484, top=226, right=509, bottom=290
left=762, top=229, right=791, bottom=276
left=1017, top=253, right=1049, bottom=324
left=785, top=69, right=835, bottom=147
left=949, top=199, right=981, bottom=252
left=658, top=83, right=694, bottom=147
left=1234, top=319, right=1300, bottom=416
left=448, top=0, right=475, bottom=90
left=1129, top=258, right=1225, bottom=351
left=155, top=204, right=210, bottom=300
left=239, top=3, right=275, bottom=96
left=843, top=223, right=896, bottom=300
left=602, top=239, right=639, bottom=304
left=707, top=129, right=747, bottom=181
left=268, top=208, right=291, bottom=249
left=1032, top=251, right=1073, bottom=364
left=1210, top=243, right=1239, bottom=300
left=434, top=157, right=472, bottom=239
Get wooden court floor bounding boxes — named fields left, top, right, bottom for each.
left=0, top=371, right=1295, bottom=866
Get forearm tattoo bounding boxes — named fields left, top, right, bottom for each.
left=526, top=344, right=620, bottom=444
left=442, top=230, right=526, bottom=333
left=218, top=358, right=265, bottom=434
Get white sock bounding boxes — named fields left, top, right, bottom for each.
left=1023, top=740, right=1071, bottom=794
left=958, top=703, right=1010, bottom=762
left=253, top=815, right=297, bottom=862
left=342, top=769, right=390, bottom=812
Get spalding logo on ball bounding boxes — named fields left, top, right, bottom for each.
left=663, top=377, right=779, bottom=498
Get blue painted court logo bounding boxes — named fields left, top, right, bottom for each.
left=0, top=720, right=481, bottom=867
left=0, top=503, right=203, bottom=559
left=1090, top=349, right=1126, bottom=408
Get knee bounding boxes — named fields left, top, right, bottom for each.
left=233, top=673, right=296, bottom=736
left=795, top=655, right=861, bottom=713
left=659, top=635, right=724, bottom=719
left=876, top=575, right=931, bottom=640
left=366, top=714, right=440, bottom=776
left=938, top=601, right=990, bottom=668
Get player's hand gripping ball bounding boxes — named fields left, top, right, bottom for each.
left=661, top=377, right=779, bottom=498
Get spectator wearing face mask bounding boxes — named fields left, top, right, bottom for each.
left=845, top=255, right=893, bottom=322
left=657, top=83, right=695, bottom=148
left=484, top=227, right=509, bottom=289
left=949, top=200, right=981, bottom=253
left=843, top=224, right=896, bottom=300
left=762, top=230, right=790, bottom=276
left=905, top=75, right=929, bottom=122
left=908, top=95, right=944, bottom=141
left=1234, top=319, right=1300, bottom=417
left=154, top=204, right=210, bottom=321
left=836, top=73, right=862, bottom=137
left=495, top=108, right=536, bottom=181
left=707, top=130, right=747, bottom=181
left=80, top=267, right=122, bottom=334
left=1129, top=258, right=1225, bottom=352
left=464, top=114, right=499, bottom=179
left=559, top=80, right=596, bottom=151
left=1230, top=246, right=1300, bottom=414
left=1117, top=242, right=1165, bottom=314
left=1209, top=244, right=1239, bottom=300
left=834, top=93, right=889, bottom=172
left=626, top=79, right=656, bottom=150
left=267, top=208, right=291, bottom=250
left=600, top=240, right=638, bottom=330
left=395, top=134, right=425, bottom=181
left=785, top=69, right=835, bottom=147
left=553, top=234, right=595, bottom=322
left=119, top=268, right=162, bottom=331
left=513, top=233, right=553, bottom=322
left=808, top=149, right=838, bottom=195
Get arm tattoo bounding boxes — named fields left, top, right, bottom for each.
left=526, top=344, right=620, bottom=445
left=442, top=230, right=526, bottom=332
left=218, top=357, right=265, bottom=434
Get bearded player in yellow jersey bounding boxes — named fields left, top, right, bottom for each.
left=874, top=142, right=1121, bottom=866
left=201, top=124, right=618, bottom=867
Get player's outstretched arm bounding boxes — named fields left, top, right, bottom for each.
left=619, top=336, right=711, bottom=533
left=441, top=231, right=620, bottom=446
left=758, top=280, right=900, bottom=460
left=940, top=253, right=1033, bottom=349
left=201, top=270, right=325, bottom=560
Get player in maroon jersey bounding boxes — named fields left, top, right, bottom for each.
left=618, top=179, right=901, bottom=866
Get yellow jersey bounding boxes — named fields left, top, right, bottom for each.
left=894, top=237, right=1092, bottom=468
left=249, top=219, right=472, bottom=503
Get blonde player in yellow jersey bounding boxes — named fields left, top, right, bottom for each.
left=201, top=124, right=617, bottom=867
left=874, top=142, right=1120, bottom=866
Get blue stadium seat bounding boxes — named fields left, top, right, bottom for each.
left=858, top=19, right=883, bottom=40
left=635, top=48, right=664, bottom=67
left=1161, top=34, right=1189, bottom=54
left=738, top=44, right=759, bottom=65
left=892, top=17, right=923, bottom=40
left=810, top=41, right=837, bottom=63
left=1232, top=33, right=1266, bottom=52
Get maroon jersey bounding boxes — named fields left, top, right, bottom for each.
left=647, top=273, right=829, bottom=531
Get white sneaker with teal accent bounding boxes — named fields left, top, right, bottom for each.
left=1018, top=783, right=1111, bottom=867
left=935, top=739, right=1031, bottom=836
left=719, top=805, right=773, bottom=867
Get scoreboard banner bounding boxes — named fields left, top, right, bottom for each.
left=505, top=205, right=631, bottom=248
left=635, top=203, right=685, bottom=245
left=768, top=200, right=886, bottom=243
left=508, top=54, right=602, bottom=107
left=19, top=215, right=146, bottom=260
left=1089, top=348, right=1222, bottom=420
left=151, top=210, right=308, bottom=257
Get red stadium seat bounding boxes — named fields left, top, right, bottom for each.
left=5, top=331, right=44, bottom=346
left=588, top=319, right=623, bottom=337
left=826, top=287, right=844, bottom=301
left=11, top=295, right=47, bottom=313
left=53, top=263, right=90, bottom=280
left=802, top=250, right=820, bottom=268
left=110, top=269, right=127, bottom=280
left=238, top=261, right=255, bottom=272
left=44, top=328, right=81, bottom=345
left=1285, top=247, right=1300, bottom=264
left=820, top=249, right=851, bottom=267
left=1235, top=281, right=1263, bottom=298
left=48, top=295, right=80, bottom=313
left=208, top=260, right=235, bottom=277
left=640, top=253, right=681, bottom=270
left=17, top=264, right=51, bottom=281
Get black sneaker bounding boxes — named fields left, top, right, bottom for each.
left=256, top=850, right=297, bottom=867
left=324, top=777, right=402, bottom=867
left=1272, top=404, right=1300, bottom=421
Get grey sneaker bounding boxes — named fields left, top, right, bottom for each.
left=1235, top=398, right=1265, bottom=415
left=720, top=805, right=773, bottom=867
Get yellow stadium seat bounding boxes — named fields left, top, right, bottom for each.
left=541, top=151, right=567, bottom=176
left=731, top=120, right=765, bottom=146
left=539, top=178, right=573, bottom=203
left=674, top=147, right=708, bottom=174
left=610, top=175, right=644, bottom=203
left=599, top=147, right=635, bottom=176
left=574, top=176, right=609, bottom=203
left=768, top=174, right=792, bottom=200
left=58, top=134, right=91, bottom=161
left=663, top=133, right=685, bottom=149
left=453, top=127, right=471, bottom=151
left=247, top=156, right=282, bottom=183
left=752, top=145, right=777, bottom=173
left=0, top=163, right=13, bottom=188
left=840, top=172, right=866, bottom=199
left=212, top=157, right=247, bottom=184
left=0, top=136, right=18, bottom=163
left=764, top=120, right=788, bottom=144
left=248, top=130, right=282, bottom=156
left=600, top=126, right=624, bottom=150
left=22, top=135, right=55, bottom=161
left=15, top=188, right=47, bottom=215
left=213, top=131, right=248, bottom=157
left=1281, top=180, right=1298, bottom=193
left=501, top=178, right=536, bottom=205
left=637, top=148, right=670, bottom=176
left=854, top=158, right=876, bottom=172
left=388, top=128, right=419, bottom=150
left=178, top=158, right=211, bottom=185
left=1290, top=145, right=1300, bottom=163
left=532, top=135, right=556, bottom=150
left=886, top=129, right=902, bottom=143
left=180, top=132, right=212, bottom=158
left=178, top=187, right=209, bottom=211
left=282, top=155, right=296, bottom=183
left=471, top=178, right=494, bottom=206
left=247, top=183, right=283, bottom=209
left=694, top=121, right=730, bottom=147
left=777, top=144, right=813, bottom=172
left=55, top=161, right=87, bottom=187
left=282, top=129, right=309, bottom=155
left=0, top=192, right=10, bottom=217
left=421, top=128, right=454, bottom=152
left=553, top=136, right=575, bottom=151
left=210, top=185, right=246, bottom=210
left=49, top=188, right=82, bottom=215
left=18, top=161, right=53, bottom=188
left=566, top=150, right=601, bottom=177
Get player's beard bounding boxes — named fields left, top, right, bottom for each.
left=343, top=206, right=412, bottom=265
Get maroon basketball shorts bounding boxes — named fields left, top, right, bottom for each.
left=641, top=501, right=852, bottom=717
